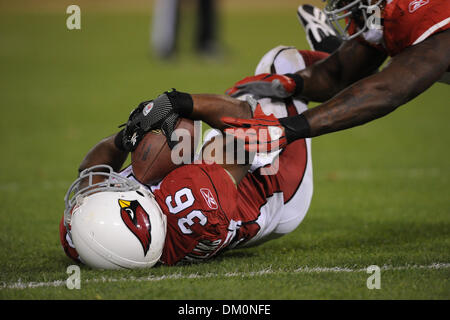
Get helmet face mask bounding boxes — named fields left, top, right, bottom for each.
left=64, top=165, right=167, bottom=269
left=324, top=0, right=384, bottom=41
left=64, top=165, right=139, bottom=226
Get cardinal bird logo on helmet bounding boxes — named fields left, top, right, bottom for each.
left=118, top=199, right=152, bottom=256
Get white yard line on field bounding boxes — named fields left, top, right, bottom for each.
left=1, top=263, right=449, bottom=290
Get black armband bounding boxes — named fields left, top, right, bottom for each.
left=284, top=73, right=304, bottom=96
left=114, top=129, right=127, bottom=152
left=279, top=113, right=311, bottom=143
left=166, top=89, right=194, bottom=117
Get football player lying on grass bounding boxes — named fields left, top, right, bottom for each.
left=223, top=1, right=450, bottom=152
left=60, top=46, right=324, bottom=269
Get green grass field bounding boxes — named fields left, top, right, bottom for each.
left=0, top=0, right=449, bottom=300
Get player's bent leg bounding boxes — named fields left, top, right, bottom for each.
left=255, top=45, right=330, bottom=75
left=232, top=79, right=313, bottom=246
left=200, top=109, right=313, bottom=249
left=255, top=45, right=307, bottom=75
left=271, top=140, right=313, bottom=237
left=241, top=136, right=313, bottom=247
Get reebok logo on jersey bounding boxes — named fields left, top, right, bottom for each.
left=200, top=188, right=218, bottom=210
left=408, top=0, right=429, bottom=13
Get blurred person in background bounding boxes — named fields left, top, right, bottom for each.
left=151, top=0, right=220, bottom=59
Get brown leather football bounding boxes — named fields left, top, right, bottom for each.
left=131, top=118, right=195, bottom=185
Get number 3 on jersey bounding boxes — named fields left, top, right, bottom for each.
left=165, top=188, right=207, bottom=234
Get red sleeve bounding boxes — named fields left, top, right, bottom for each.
left=383, top=0, right=450, bottom=56
left=154, top=163, right=238, bottom=265
left=346, top=0, right=449, bottom=56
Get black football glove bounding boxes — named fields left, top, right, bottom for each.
left=121, top=89, right=193, bottom=151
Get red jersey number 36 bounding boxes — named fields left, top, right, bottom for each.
left=165, top=188, right=207, bottom=234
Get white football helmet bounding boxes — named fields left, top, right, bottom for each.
left=324, top=0, right=384, bottom=40
left=64, top=165, right=167, bottom=269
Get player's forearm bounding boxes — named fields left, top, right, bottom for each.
left=78, top=134, right=128, bottom=174
left=302, top=78, right=399, bottom=137
left=280, top=76, right=398, bottom=142
left=297, top=39, right=386, bottom=102
left=287, top=30, right=450, bottom=140
left=297, top=59, right=344, bottom=102
left=190, top=94, right=252, bottom=130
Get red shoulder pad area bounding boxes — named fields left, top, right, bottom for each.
left=383, top=0, right=450, bottom=56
